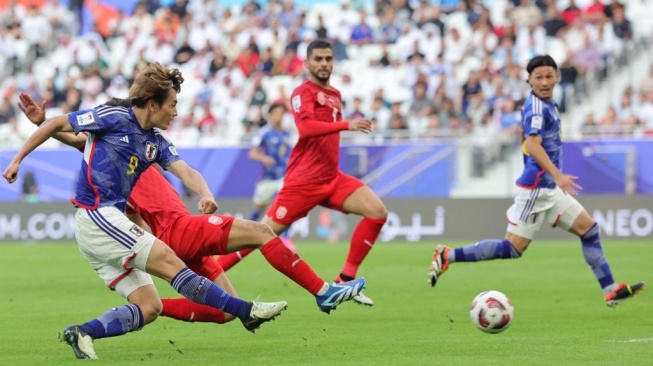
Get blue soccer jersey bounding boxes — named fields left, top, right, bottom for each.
left=516, top=91, right=562, bottom=189
left=251, top=126, right=291, bottom=180
left=68, top=105, right=181, bottom=211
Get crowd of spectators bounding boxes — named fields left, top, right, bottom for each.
left=0, top=0, right=651, bottom=173
left=580, top=64, right=653, bottom=138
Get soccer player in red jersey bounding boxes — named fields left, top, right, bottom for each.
left=219, top=40, right=388, bottom=306
left=17, top=92, right=366, bottom=323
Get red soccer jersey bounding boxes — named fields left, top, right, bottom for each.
left=127, top=166, right=190, bottom=237
left=286, top=80, right=345, bottom=184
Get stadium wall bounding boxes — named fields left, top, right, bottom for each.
left=1, top=196, right=651, bottom=242
left=2, top=139, right=653, bottom=202
left=0, top=142, right=455, bottom=201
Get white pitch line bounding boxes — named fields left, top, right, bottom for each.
left=606, top=338, right=653, bottom=343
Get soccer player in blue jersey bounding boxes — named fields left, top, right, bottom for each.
left=2, top=63, right=291, bottom=360
left=218, top=103, right=295, bottom=269
left=428, top=55, right=644, bottom=307
left=247, top=103, right=292, bottom=224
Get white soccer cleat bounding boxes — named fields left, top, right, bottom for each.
left=352, top=292, right=374, bottom=306
left=62, top=325, right=98, bottom=360
left=242, top=300, right=288, bottom=333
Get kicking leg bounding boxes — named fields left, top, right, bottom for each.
left=429, top=234, right=527, bottom=287
left=147, top=239, right=287, bottom=332
left=161, top=258, right=237, bottom=324
left=235, top=217, right=365, bottom=313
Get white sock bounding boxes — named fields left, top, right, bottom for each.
left=316, top=282, right=329, bottom=296
left=603, top=283, right=618, bottom=296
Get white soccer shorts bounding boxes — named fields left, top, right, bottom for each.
left=506, top=186, right=584, bottom=240
left=75, top=206, right=157, bottom=299
left=253, top=178, right=284, bottom=206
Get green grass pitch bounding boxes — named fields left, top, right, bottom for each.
left=0, top=240, right=651, bottom=365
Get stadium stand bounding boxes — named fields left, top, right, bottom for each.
left=0, top=0, right=652, bottom=177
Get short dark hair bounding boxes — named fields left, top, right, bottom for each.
left=306, top=39, right=332, bottom=58
left=268, top=103, right=286, bottom=114
left=526, top=55, right=558, bottom=74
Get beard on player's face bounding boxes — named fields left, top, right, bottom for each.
left=310, top=69, right=331, bottom=83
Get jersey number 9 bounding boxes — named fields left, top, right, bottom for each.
left=126, top=155, right=139, bottom=175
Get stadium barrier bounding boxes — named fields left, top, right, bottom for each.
left=1, top=196, right=651, bottom=243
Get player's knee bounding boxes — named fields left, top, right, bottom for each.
left=130, top=299, right=162, bottom=324
left=254, top=221, right=277, bottom=242
left=368, top=204, right=388, bottom=221
left=141, top=302, right=162, bottom=324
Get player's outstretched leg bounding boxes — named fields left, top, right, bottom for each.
left=428, top=239, right=521, bottom=287
left=241, top=300, right=288, bottom=333
left=315, top=278, right=366, bottom=314
left=62, top=325, right=98, bottom=360
left=259, top=236, right=367, bottom=313
left=170, top=267, right=287, bottom=333
left=605, top=282, right=645, bottom=307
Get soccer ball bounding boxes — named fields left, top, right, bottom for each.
left=469, top=290, right=514, bottom=334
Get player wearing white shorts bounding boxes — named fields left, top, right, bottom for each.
left=427, top=55, right=644, bottom=307
left=3, top=63, right=287, bottom=360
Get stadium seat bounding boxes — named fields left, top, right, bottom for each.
left=545, top=37, right=568, bottom=65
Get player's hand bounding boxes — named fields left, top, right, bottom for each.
left=555, top=174, right=582, bottom=196
left=349, top=118, right=373, bottom=134
left=198, top=196, right=218, bottom=214
left=3, top=162, right=20, bottom=184
left=17, top=92, right=46, bottom=125
left=262, top=156, right=276, bottom=167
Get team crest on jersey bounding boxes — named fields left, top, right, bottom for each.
left=208, top=215, right=223, bottom=225
left=317, top=92, right=326, bottom=105
left=276, top=206, right=287, bottom=219
left=129, top=225, right=144, bottom=237
left=292, top=95, right=301, bottom=112
left=145, top=141, right=158, bottom=161
left=77, top=112, right=95, bottom=126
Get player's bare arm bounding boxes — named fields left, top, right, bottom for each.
left=166, top=159, right=217, bottom=214
left=248, top=147, right=275, bottom=167
left=524, top=134, right=581, bottom=195
left=3, top=115, right=73, bottom=183
left=18, top=93, right=87, bottom=149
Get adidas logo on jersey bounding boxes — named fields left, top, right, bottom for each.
left=120, top=136, right=129, bottom=143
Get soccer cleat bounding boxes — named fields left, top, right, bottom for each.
left=352, top=292, right=375, bottom=306
left=335, top=278, right=374, bottom=306
left=429, top=245, right=451, bottom=287
left=605, top=282, right=645, bottom=307
left=241, top=300, right=288, bottom=333
left=316, top=278, right=366, bottom=314
left=62, top=325, right=98, bottom=360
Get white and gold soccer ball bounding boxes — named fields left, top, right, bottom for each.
left=469, top=290, right=514, bottom=334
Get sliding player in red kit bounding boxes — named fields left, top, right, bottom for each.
left=219, top=40, right=388, bottom=306
left=17, top=92, right=366, bottom=322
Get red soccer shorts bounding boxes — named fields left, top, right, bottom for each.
left=266, top=171, right=364, bottom=225
left=160, top=214, right=234, bottom=281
